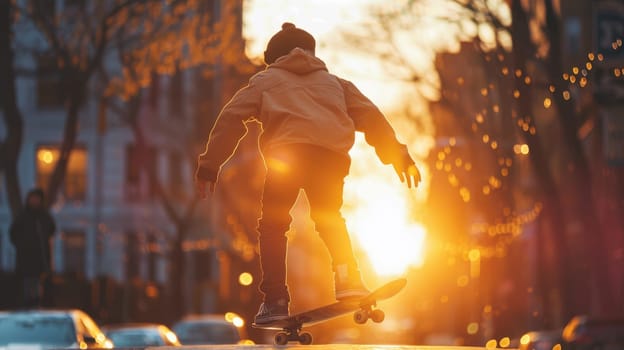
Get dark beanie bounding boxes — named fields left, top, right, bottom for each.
left=264, top=23, right=316, bottom=65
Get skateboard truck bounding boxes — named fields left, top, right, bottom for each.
left=274, top=325, right=312, bottom=345
left=354, top=300, right=386, bottom=324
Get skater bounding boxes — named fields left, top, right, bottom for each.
left=195, top=23, right=420, bottom=324
left=10, top=188, right=56, bottom=307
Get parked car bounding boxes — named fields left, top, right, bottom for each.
left=172, top=314, right=241, bottom=345
left=0, top=309, right=113, bottom=349
left=518, top=329, right=563, bottom=350
left=563, top=315, right=624, bottom=349
left=102, top=323, right=180, bottom=347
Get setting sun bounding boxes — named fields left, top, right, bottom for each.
left=345, top=139, right=427, bottom=277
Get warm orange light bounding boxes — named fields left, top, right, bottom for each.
left=38, top=149, right=56, bottom=164
left=499, top=337, right=511, bottom=348
left=563, top=91, right=571, bottom=100
left=459, top=187, right=470, bottom=202
left=238, top=272, right=253, bottom=286
left=266, top=157, right=290, bottom=173
left=543, top=98, right=552, bottom=108
left=165, top=331, right=179, bottom=344
left=233, top=316, right=245, bottom=328
left=145, top=284, right=159, bottom=298
left=520, top=334, right=531, bottom=345
left=344, top=142, right=426, bottom=277
left=457, top=275, right=469, bottom=287
left=514, top=144, right=530, bottom=155
left=468, top=249, right=480, bottom=262
left=467, top=322, right=479, bottom=335
left=485, top=339, right=497, bottom=349
left=225, top=312, right=237, bottom=322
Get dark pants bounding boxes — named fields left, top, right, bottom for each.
left=21, top=275, right=42, bottom=307
left=258, top=144, right=359, bottom=302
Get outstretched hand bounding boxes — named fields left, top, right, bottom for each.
left=393, top=163, right=421, bottom=189
left=196, top=180, right=215, bottom=199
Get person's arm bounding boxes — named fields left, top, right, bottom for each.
left=195, top=79, right=262, bottom=196
left=339, top=78, right=421, bottom=188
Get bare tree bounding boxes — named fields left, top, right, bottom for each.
left=7, top=0, right=241, bottom=211
left=0, top=1, right=24, bottom=216
left=95, top=0, right=256, bottom=317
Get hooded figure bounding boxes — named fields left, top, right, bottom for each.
left=10, top=188, right=56, bottom=306
left=195, top=23, right=420, bottom=324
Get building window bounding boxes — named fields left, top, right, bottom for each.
left=36, top=146, right=87, bottom=202
left=125, top=145, right=158, bottom=201
left=36, top=55, right=65, bottom=109
left=62, top=230, right=85, bottom=276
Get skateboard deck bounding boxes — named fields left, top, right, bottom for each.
left=252, top=278, right=407, bottom=345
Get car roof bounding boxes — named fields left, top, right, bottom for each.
left=103, top=323, right=167, bottom=330
left=0, top=308, right=82, bottom=317
left=178, top=314, right=229, bottom=322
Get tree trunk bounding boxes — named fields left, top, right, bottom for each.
left=543, top=0, right=614, bottom=314
left=0, top=1, right=24, bottom=217
left=45, top=80, right=85, bottom=208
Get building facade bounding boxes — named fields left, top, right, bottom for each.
left=0, top=0, right=257, bottom=302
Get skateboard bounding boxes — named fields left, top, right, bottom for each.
left=252, top=278, right=407, bottom=345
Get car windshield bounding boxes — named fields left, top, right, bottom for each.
left=0, top=313, right=76, bottom=347
left=173, top=321, right=239, bottom=344
left=106, top=329, right=164, bottom=347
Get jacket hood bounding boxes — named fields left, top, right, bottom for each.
left=269, top=48, right=328, bottom=75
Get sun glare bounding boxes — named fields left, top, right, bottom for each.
left=345, top=140, right=426, bottom=277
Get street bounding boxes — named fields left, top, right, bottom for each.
left=135, top=346, right=490, bottom=350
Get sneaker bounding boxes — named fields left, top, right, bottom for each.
left=334, top=264, right=370, bottom=300
left=254, top=299, right=289, bottom=324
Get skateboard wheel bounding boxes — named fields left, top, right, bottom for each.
left=371, top=309, right=385, bottom=323
left=274, top=332, right=289, bottom=345
left=354, top=309, right=369, bottom=324
left=299, top=332, right=313, bottom=345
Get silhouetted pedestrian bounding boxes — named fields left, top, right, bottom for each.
left=10, top=188, right=56, bottom=307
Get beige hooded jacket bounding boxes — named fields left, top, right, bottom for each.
left=196, top=48, right=410, bottom=181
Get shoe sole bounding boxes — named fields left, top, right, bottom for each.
left=336, top=289, right=369, bottom=301
left=254, top=315, right=290, bottom=324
